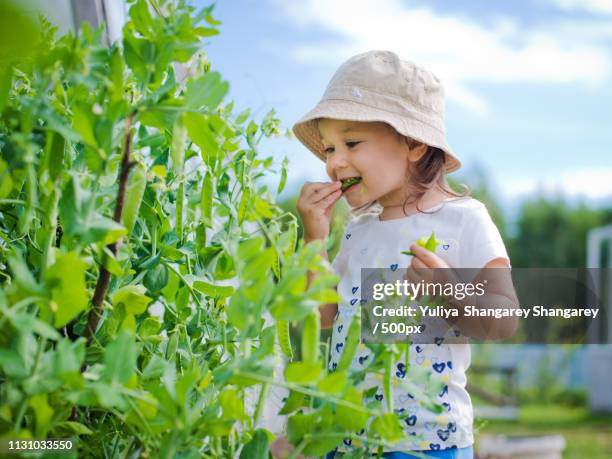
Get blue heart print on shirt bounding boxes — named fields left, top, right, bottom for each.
left=352, top=286, right=359, bottom=294
left=336, top=342, right=343, bottom=353
left=345, top=233, right=352, bottom=240
left=437, top=429, right=450, bottom=441
left=440, top=385, right=449, bottom=397
left=337, top=324, right=343, bottom=333
left=415, top=345, right=423, bottom=353
left=390, top=263, right=398, bottom=271
left=375, top=393, right=383, bottom=401
left=434, top=337, right=444, bottom=346
left=430, top=443, right=441, bottom=451
left=448, top=422, right=457, bottom=432
left=358, top=354, right=369, bottom=364
left=405, top=415, right=417, bottom=426
left=396, top=362, right=407, bottom=378
left=433, top=362, right=446, bottom=373
left=442, top=402, right=451, bottom=412
left=350, top=298, right=358, bottom=306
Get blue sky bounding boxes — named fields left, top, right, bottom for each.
left=199, top=0, right=612, bottom=214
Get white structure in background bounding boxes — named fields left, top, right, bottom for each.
left=586, top=224, right=612, bottom=412
left=27, top=0, right=126, bottom=44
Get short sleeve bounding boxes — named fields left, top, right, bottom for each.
left=459, top=203, right=510, bottom=269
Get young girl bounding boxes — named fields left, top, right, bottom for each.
left=290, top=50, right=517, bottom=458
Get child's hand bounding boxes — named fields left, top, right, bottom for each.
left=405, top=243, right=453, bottom=287
left=296, top=181, right=343, bottom=242
left=270, top=435, right=308, bottom=459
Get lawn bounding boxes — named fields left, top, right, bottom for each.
left=474, top=404, right=612, bottom=458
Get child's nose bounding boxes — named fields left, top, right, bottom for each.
left=326, top=147, right=350, bottom=171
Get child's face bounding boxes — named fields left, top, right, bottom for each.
left=319, top=118, right=419, bottom=208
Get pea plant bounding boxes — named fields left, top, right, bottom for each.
left=0, top=1, right=442, bottom=457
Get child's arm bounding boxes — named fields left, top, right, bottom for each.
left=407, top=244, right=519, bottom=340
left=296, top=180, right=343, bottom=330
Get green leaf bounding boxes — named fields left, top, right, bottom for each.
left=7, top=250, right=43, bottom=295
left=144, top=263, right=169, bottom=293
left=103, top=330, right=137, bottom=385
left=10, top=314, right=61, bottom=340
left=139, top=317, right=162, bottom=339
left=192, top=280, right=234, bottom=298
left=220, top=388, right=245, bottom=421
left=54, top=421, right=93, bottom=436
left=370, top=413, right=405, bottom=442
left=336, top=387, right=368, bottom=432
left=72, top=105, right=98, bottom=148
left=278, top=390, right=305, bottom=415
left=284, top=361, right=322, bottom=385
left=239, top=429, right=269, bottom=459
left=185, top=71, right=229, bottom=110
left=45, top=251, right=88, bottom=328
left=183, top=112, right=221, bottom=166
left=234, top=108, right=250, bottom=125
left=317, top=370, right=347, bottom=395
left=29, top=394, right=54, bottom=438
left=111, top=284, right=152, bottom=315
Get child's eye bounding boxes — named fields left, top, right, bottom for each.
left=323, top=141, right=361, bottom=156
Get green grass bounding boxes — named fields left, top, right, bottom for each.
left=474, top=404, right=612, bottom=459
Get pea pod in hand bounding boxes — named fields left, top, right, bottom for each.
left=401, top=231, right=441, bottom=256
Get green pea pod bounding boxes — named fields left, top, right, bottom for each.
left=176, top=181, right=184, bottom=239
left=383, top=352, right=393, bottom=412
left=166, top=330, right=179, bottom=361
left=271, top=251, right=280, bottom=279
left=284, top=219, right=297, bottom=258
left=277, top=156, right=288, bottom=194
left=170, top=115, right=187, bottom=176
left=301, top=311, right=320, bottom=364
left=277, top=320, right=293, bottom=360
left=401, top=231, right=441, bottom=256
left=200, top=172, right=213, bottom=226
left=123, top=162, right=147, bottom=236
left=337, top=314, right=360, bottom=372
left=18, top=156, right=37, bottom=235
left=238, top=187, right=250, bottom=225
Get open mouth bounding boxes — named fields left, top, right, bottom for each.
left=340, top=176, right=362, bottom=193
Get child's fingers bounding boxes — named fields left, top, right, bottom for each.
left=303, top=181, right=340, bottom=199
left=320, top=189, right=343, bottom=208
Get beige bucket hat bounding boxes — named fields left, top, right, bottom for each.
left=292, top=50, right=461, bottom=173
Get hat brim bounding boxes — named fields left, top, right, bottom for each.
left=292, top=99, right=461, bottom=173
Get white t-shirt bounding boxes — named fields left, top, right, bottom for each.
left=329, top=197, right=509, bottom=452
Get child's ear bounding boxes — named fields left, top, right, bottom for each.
left=404, top=138, right=428, bottom=162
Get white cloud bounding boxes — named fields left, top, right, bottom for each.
left=270, top=0, right=612, bottom=115
left=547, top=0, right=612, bottom=14
left=502, top=167, right=612, bottom=199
